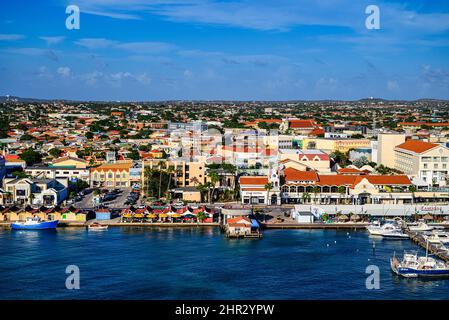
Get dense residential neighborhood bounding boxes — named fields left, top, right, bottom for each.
left=0, top=98, right=448, bottom=221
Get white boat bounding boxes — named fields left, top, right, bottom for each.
left=408, top=222, right=434, bottom=232
left=391, top=247, right=449, bottom=278
left=87, top=222, right=108, bottom=231
left=367, top=222, right=400, bottom=236
left=424, top=231, right=449, bottom=244
left=381, top=229, right=409, bottom=239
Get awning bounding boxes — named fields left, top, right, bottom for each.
left=250, top=219, right=260, bottom=228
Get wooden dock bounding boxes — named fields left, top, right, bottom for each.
left=261, top=222, right=369, bottom=230
left=225, top=231, right=263, bottom=239
left=406, top=230, right=449, bottom=262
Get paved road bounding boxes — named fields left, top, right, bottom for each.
left=74, top=187, right=134, bottom=209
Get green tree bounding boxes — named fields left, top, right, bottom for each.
left=264, top=182, right=273, bottom=205
left=337, top=186, right=346, bottom=204
left=197, top=211, right=207, bottom=223
left=208, top=171, right=220, bottom=203
left=302, top=192, right=311, bottom=204
left=19, top=149, right=42, bottom=166
left=49, top=148, right=62, bottom=158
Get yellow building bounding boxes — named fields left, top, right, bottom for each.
left=90, top=162, right=132, bottom=188
left=377, top=133, right=406, bottom=168
left=302, top=138, right=371, bottom=153
left=142, top=159, right=207, bottom=189
left=51, top=156, right=88, bottom=169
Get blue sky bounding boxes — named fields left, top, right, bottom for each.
left=1, top=0, right=449, bottom=101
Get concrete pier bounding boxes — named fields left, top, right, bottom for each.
left=407, top=230, right=449, bottom=262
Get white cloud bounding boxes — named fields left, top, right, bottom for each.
left=57, top=67, right=71, bottom=78
left=75, top=38, right=175, bottom=53
left=40, top=36, right=65, bottom=45
left=74, top=38, right=117, bottom=49
left=387, top=80, right=399, bottom=91
left=0, top=33, right=25, bottom=41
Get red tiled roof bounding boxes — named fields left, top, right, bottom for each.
left=227, top=217, right=251, bottom=225
left=239, top=176, right=269, bottom=185
left=395, top=140, right=438, bottom=154
left=289, top=119, right=316, bottom=129
left=337, top=168, right=364, bottom=174
left=308, top=128, right=325, bottom=136
left=284, top=168, right=319, bottom=182
left=352, top=175, right=411, bottom=187
left=316, top=175, right=357, bottom=186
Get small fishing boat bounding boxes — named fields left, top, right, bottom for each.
left=391, top=247, right=449, bottom=278
left=11, top=217, right=58, bottom=230
left=87, top=222, right=108, bottom=231
left=408, top=222, right=434, bottom=232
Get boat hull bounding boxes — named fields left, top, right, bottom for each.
left=394, top=267, right=449, bottom=278
left=11, top=220, right=59, bottom=230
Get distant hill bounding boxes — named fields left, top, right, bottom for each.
left=0, top=96, right=448, bottom=104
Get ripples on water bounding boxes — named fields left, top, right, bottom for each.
left=1, top=227, right=448, bottom=300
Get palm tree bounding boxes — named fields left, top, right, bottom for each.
left=208, top=171, right=220, bottom=203
left=408, top=185, right=417, bottom=204
left=302, top=192, right=311, bottom=204
left=337, top=186, right=346, bottom=204
left=158, top=161, right=165, bottom=199
left=190, top=176, right=200, bottom=187
left=312, top=186, right=321, bottom=204
left=166, top=165, right=175, bottom=200
left=264, top=182, right=273, bottom=206
left=197, top=211, right=207, bottom=223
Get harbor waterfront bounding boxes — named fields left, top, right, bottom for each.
left=2, top=227, right=449, bottom=300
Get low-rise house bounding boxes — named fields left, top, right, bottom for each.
left=3, top=177, right=69, bottom=206
left=25, top=157, right=90, bottom=183
left=239, top=176, right=269, bottom=205
left=95, top=208, right=111, bottom=220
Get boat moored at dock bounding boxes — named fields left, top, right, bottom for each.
left=408, top=222, right=434, bottom=232
left=382, top=229, right=410, bottom=239
left=367, top=222, right=401, bottom=236
left=87, top=222, right=108, bottom=231
left=391, top=250, right=449, bottom=278
left=424, top=231, right=449, bottom=244
left=11, top=217, right=59, bottom=230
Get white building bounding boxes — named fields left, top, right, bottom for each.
left=394, top=140, right=449, bottom=187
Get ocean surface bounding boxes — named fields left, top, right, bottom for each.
left=1, top=226, right=449, bottom=300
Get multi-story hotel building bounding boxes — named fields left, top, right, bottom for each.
left=394, top=140, right=449, bottom=187
left=90, top=162, right=132, bottom=188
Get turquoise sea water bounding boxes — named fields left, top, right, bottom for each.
left=1, top=227, right=449, bottom=300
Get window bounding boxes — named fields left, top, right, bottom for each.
left=108, top=173, right=113, bottom=179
